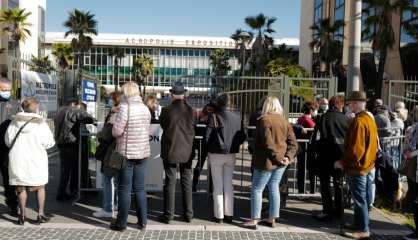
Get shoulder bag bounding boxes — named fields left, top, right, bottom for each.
left=9, top=117, right=36, bottom=151
left=106, top=104, right=130, bottom=171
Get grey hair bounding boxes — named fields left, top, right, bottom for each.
left=0, top=77, right=10, bottom=84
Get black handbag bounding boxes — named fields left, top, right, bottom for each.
left=207, top=113, right=227, bottom=154
left=106, top=104, right=130, bottom=171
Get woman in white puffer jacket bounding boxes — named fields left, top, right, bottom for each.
left=5, top=97, right=55, bottom=225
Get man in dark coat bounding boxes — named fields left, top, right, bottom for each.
left=159, top=82, right=195, bottom=224
left=0, top=77, right=18, bottom=216
left=315, top=95, right=348, bottom=221
left=54, top=99, right=94, bottom=201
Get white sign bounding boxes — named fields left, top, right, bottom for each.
left=146, top=124, right=164, bottom=191
left=21, top=70, right=58, bottom=112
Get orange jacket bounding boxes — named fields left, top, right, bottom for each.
left=343, top=111, right=378, bottom=176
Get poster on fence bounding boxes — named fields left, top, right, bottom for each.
left=21, top=70, right=58, bottom=112
left=146, top=124, right=164, bottom=192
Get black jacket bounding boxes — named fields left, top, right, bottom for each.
left=206, top=109, right=244, bottom=154
left=0, top=119, right=11, bottom=167
left=160, top=99, right=195, bottom=164
left=317, top=109, right=349, bottom=173
left=54, top=106, right=95, bottom=147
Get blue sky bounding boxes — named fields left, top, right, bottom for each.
left=46, top=0, right=300, bottom=38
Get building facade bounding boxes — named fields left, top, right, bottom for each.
left=299, top=0, right=413, bottom=82
left=45, top=32, right=299, bottom=89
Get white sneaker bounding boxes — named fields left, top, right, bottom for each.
left=93, top=209, right=113, bottom=218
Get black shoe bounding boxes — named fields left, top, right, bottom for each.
left=183, top=216, right=193, bottom=223
left=109, top=223, right=126, bottom=232
left=314, top=213, right=332, bottom=222
left=158, top=215, right=172, bottom=224
left=224, top=216, right=233, bottom=224
left=137, top=223, right=146, bottom=231
left=17, top=215, right=25, bottom=225
left=259, top=220, right=276, bottom=228
left=36, top=215, right=50, bottom=224
left=9, top=207, right=19, bottom=217
left=211, top=217, right=223, bottom=224
left=404, top=232, right=418, bottom=240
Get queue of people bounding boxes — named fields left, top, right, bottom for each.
left=1, top=76, right=418, bottom=240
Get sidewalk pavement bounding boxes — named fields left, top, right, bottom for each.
left=0, top=153, right=411, bottom=240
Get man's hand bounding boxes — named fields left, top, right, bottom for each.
left=281, top=157, right=290, bottom=166
left=334, top=160, right=344, bottom=170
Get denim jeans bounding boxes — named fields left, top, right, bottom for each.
left=251, top=166, right=287, bottom=219
left=102, top=173, right=115, bottom=213
left=348, top=173, right=370, bottom=232
left=115, top=159, right=148, bottom=228
left=366, top=168, right=375, bottom=206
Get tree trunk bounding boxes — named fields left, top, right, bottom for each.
left=76, top=51, right=84, bottom=98
left=376, top=50, right=387, bottom=99
left=114, top=58, right=119, bottom=92
left=142, top=75, right=147, bottom=97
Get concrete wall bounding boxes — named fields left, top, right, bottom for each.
left=298, top=0, right=314, bottom=73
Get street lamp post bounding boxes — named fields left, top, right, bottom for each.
left=347, top=0, right=362, bottom=93
left=238, top=31, right=251, bottom=77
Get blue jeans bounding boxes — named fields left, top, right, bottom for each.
left=348, top=173, right=370, bottom=232
left=115, top=159, right=148, bottom=228
left=102, top=174, right=115, bottom=212
left=366, top=168, right=375, bottom=207
left=251, top=167, right=286, bottom=219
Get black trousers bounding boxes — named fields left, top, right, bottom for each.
left=319, top=170, right=343, bottom=217
left=192, top=145, right=208, bottom=190
left=0, top=161, right=18, bottom=210
left=57, top=146, right=79, bottom=197
left=163, top=159, right=193, bottom=219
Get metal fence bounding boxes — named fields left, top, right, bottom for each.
left=388, top=79, right=418, bottom=113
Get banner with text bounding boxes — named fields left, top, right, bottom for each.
left=21, top=70, right=58, bottom=112
left=146, top=124, right=164, bottom=192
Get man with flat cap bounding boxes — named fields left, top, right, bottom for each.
left=159, top=81, right=195, bottom=224
left=335, top=91, right=378, bottom=239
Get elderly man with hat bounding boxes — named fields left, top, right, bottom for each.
left=159, top=81, right=195, bottom=224
left=335, top=91, right=378, bottom=239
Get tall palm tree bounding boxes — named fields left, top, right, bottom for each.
left=310, top=18, right=345, bottom=76
left=209, top=49, right=231, bottom=76
left=133, top=55, right=154, bottom=96
left=63, top=9, right=98, bottom=96
left=230, top=28, right=253, bottom=73
left=362, top=0, right=418, bottom=97
left=29, top=55, right=53, bottom=74
left=245, top=13, right=276, bottom=73
left=51, top=43, right=74, bottom=70
left=108, top=47, right=126, bottom=91
left=0, top=8, right=32, bottom=55
left=271, top=43, right=297, bottom=64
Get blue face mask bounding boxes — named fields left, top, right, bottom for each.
left=108, top=99, right=114, bottom=108
left=0, top=90, right=11, bottom=101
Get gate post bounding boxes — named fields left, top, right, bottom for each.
left=283, top=75, right=290, bottom=118
left=388, top=80, right=392, bottom=108
left=328, top=76, right=338, bottom=98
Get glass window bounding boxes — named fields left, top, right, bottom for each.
left=166, top=49, right=171, bottom=56
left=183, top=50, right=188, bottom=56
left=170, top=68, right=176, bottom=75
left=160, top=49, right=165, bottom=56
left=189, top=50, right=194, bottom=56
left=200, top=50, right=205, bottom=56
left=177, top=49, right=183, bottom=56
left=195, top=50, right=200, bottom=56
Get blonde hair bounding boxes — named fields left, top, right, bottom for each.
left=261, top=96, right=283, bottom=115
left=122, top=82, right=140, bottom=98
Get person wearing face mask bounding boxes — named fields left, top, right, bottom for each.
left=0, top=77, right=19, bottom=217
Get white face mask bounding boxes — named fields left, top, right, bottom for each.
left=0, top=90, right=11, bottom=101
left=312, top=110, right=318, bottom=117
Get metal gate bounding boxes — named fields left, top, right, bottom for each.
left=388, top=79, right=418, bottom=113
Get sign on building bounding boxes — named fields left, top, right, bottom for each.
left=21, top=70, right=58, bottom=112
left=82, top=79, right=97, bottom=102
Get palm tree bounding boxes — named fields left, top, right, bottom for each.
left=29, top=55, right=53, bottom=74
left=362, top=0, right=418, bottom=97
left=209, top=49, right=231, bottom=76
left=310, top=18, right=345, bottom=76
left=271, top=43, right=297, bottom=64
left=108, top=47, right=126, bottom=91
left=245, top=13, right=276, bottom=73
left=0, top=8, right=32, bottom=55
left=63, top=9, right=98, bottom=96
left=230, top=28, right=253, bottom=74
left=51, top=43, right=74, bottom=70
left=133, top=55, right=154, bottom=96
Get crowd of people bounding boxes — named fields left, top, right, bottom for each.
left=1, top=76, right=418, bottom=239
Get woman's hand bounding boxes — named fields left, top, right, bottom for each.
left=403, top=150, right=418, bottom=159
